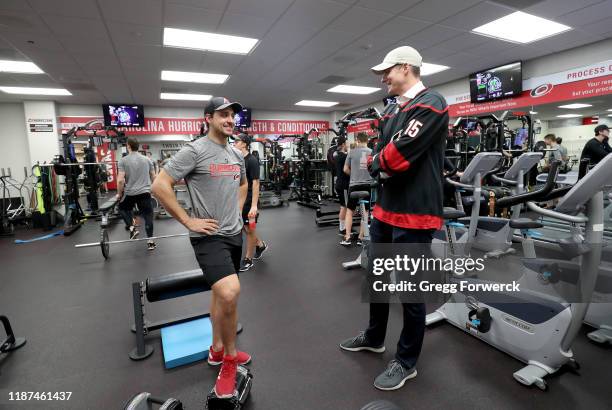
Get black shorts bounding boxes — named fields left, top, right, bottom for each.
left=347, top=184, right=371, bottom=211
left=190, top=234, right=243, bottom=287
left=242, top=202, right=259, bottom=225
left=119, top=192, right=154, bottom=215
left=335, top=185, right=348, bottom=207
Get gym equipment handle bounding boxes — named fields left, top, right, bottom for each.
left=495, top=161, right=560, bottom=208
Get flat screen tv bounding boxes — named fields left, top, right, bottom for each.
left=234, top=107, right=252, bottom=128
left=382, top=96, right=397, bottom=106
left=469, top=61, right=522, bottom=103
left=103, top=104, right=145, bottom=127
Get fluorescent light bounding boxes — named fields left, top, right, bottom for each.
left=0, top=60, right=43, bottom=74
left=160, top=93, right=212, bottom=101
left=558, top=103, right=592, bottom=109
left=327, top=85, right=380, bottom=95
left=607, top=109, right=612, bottom=112
left=556, top=114, right=583, bottom=118
left=472, top=11, right=571, bottom=44
left=529, top=111, right=538, bottom=114
left=0, top=86, right=71, bottom=95
left=163, top=27, right=258, bottom=55
left=421, top=63, right=450, bottom=76
left=295, top=100, right=338, bottom=107
left=161, top=70, right=228, bottom=84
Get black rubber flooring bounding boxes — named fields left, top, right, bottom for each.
left=1, top=205, right=611, bottom=409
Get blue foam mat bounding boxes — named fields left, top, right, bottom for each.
left=160, top=317, right=213, bottom=369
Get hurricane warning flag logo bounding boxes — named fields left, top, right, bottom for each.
left=530, top=83, right=554, bottom=98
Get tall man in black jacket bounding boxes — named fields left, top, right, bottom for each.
left=340, top=46, right=448, bottom=391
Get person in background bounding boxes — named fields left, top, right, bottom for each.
left=542, top=133, right=564, bottom=172
left=581, top=124, right=610, bottom=166
left=234, top=133, right=268, bottom=271
left=341, top=132, right=373, bottom=246
left=333, top=136, right=349, bottom=236
left=116, top=137, right=157, bottom=250
left=555, top=137, right=568, bottom=163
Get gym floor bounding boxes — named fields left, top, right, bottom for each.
left=1, top=205, right=611, bottom=410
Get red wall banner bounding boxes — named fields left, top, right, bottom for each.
left=244, top=120, right=329, bottom=135
left=448, top=74, right=612, bottom=117
left=59, top=117, right=330, bottom=136
left=347, top=120, right=377, bottom=135
left=59, top=117, right=204, bottom=135
left=96, top=143, right=117, bottom=190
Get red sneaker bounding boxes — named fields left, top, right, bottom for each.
left=208, top=346, right=251, bottom=366
left=214, top=356, right=238, bottom=399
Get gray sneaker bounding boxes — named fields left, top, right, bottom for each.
left=374, top=359, right=417, bottom=391
left=339, top=331, right=385, bottom=353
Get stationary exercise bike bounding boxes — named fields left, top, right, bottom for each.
left=455, top=152, right=543, bottom=259
left=426, top=155, right=612, bottom=390
left=433, top=152, right=503, bottom=259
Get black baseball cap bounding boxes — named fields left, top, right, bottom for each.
left=204, top=96, right=243, bottom=115
left=595, top=124, right=609, bottom=135
left=236, top=133, right=251, bottom=145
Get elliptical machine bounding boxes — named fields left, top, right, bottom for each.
left=427, top=155, right=611, bottom=390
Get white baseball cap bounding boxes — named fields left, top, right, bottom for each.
left=371, top=46, right=423, bottom=74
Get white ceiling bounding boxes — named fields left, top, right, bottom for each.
left=0, top=0, right=610, bottom=112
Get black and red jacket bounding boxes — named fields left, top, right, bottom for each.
left=369, top=86, right=449, bottom=230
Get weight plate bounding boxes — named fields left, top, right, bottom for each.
left=101, top=229, right=110, bottom=259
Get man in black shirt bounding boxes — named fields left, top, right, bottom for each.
left=333, top=136, right=349, bottom=235
left=581, top=124, right=610, bottom=166
left=234, top=134, right=267, bottom=271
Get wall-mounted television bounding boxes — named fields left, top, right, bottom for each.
left=469, top=61, right=522, bottom=103
left=382, top=96, right=397, bottom=106
left=234, top=107, right=251, bottom=128
left=102, top=104, right=145, bottom=127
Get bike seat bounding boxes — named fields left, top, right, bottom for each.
left=443, top=207, right=465, bottom=220
left=509, top=218, right=543, bottom=229
left=350, top=191, right=370, bottom=200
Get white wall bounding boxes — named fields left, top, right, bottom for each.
left=0, top=103, right=30, bottom=196
left=540, top=117, right=612, bottom=158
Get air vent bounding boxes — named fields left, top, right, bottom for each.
left=490, top=0, right=544, bottom=9
left=319, top=75, right=353, bottom=84
left=161, top=86, right=189, bottom=93
left=332, top=55, right=355, bottom=64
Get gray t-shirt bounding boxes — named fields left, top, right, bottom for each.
left=118, top=152, right=154, bottom=196
left=164, top=136, right=246, bottom=237
left=557, top=144, right=568, bottom=160
left=346, top=146, right=373, bottom=186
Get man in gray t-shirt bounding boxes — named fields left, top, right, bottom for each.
left=152, top=97, right=250, bottom=399
left=543, top=133, right=565, bottom=172
left=341, top=132, right=373, bottom=245
left=117, top=138, right=156, bottom=248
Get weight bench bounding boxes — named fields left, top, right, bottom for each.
left=98, top=196, right=119, bottom=228
left=129, top=270, right=243, bottom=362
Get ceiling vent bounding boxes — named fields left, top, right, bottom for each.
left=318, top=75, right=353, bottom=84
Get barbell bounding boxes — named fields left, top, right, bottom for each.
left=75, top=229, right=189, bottom=259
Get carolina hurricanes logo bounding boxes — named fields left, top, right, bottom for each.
left=530, top=83, right=554, bottom=98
